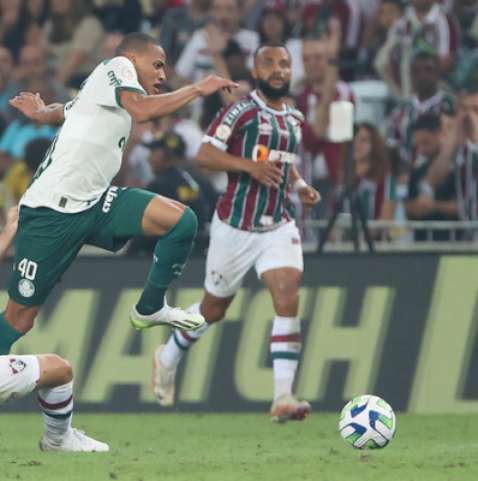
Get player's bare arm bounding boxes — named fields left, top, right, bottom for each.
left=289, top=165, right=321, bottom=206
left=197, top=142, right=284, bottom=189
left=9, top=92, right=65, bottom=125
left=120, top=74, right=239, bottom=123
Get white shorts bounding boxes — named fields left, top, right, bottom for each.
left=0, top=355, right=40, bottom=403
left=205, top=214, right=303, bottom=298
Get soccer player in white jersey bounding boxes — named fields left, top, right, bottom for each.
left=0, top=33, right=237, bottom=356
left=151, top=45, right=321, bottom=422
left=0, top=207, right=108, bottom=452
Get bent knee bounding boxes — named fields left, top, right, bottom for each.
left=43, top=354, right=73, bottom=385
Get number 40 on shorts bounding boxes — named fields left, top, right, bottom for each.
left=18, top=258, right=38, bottom=281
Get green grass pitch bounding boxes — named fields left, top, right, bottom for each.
left=1, top=413, right=478, bottom=481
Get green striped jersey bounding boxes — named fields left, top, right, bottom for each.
left=203, top=90, right=304, bottom=231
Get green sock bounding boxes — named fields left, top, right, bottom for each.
left=136, top=207, right=198, bottom=315
left=0, top=311, right=24, bottom=355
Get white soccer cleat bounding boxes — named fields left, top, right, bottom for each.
left=152, top=345, right=177, bottom=407
left=270, top=394, right=311, bottom=423
left=130, top=302, right=205, bottom=331
left=39, top=428, right=110, bottom=452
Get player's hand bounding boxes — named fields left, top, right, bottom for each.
left=197, top=75, right=239, bottom=97
left=414, top=195, right=435, bottom=215
left=4, top=205, right=19, bottom=238
left=9, top=92, right=45, bottom=121
left=249, top=161, right=283, bottom=189
left=299, top=185, right=321, bottom=208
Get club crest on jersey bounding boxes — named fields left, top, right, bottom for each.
left=215, top=124, right=232, bottom=142
left=258, top=122, right=273, bottom=135
left=18, top=279, right=35, bottom=298
left=9, top=358, right=27, bottom=375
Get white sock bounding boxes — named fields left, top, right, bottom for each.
left=160, top=303, right=209, bottom=369
left=38, top=381, right=73, bottom=444
left=270, top=316, right=301, bottom=401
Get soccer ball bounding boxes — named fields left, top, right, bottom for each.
left=339, top=395, right=396, bottom=449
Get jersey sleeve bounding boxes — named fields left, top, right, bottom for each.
left=90, top=56, right=147, bottom=108
left=202, top=99, right=254, bottom=151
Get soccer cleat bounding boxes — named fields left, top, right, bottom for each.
left=270, top=394, right=311, bottom=423
left=39, top=428, right=110, bottom=452
left=130, top=302, right=205, bottom=331
left=152, top=345, right=177, bottom=407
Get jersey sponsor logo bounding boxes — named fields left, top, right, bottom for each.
left=102, top=186, right=119, bottom=213
left=8, top=358, right=27, bottom=375
left=215, top=124, right=232, bottom=142
left=18, top=279, right=35, bottom=298
left=107, top=70, right=122, bottom=88
left=252, top=145, right=297, bottom=164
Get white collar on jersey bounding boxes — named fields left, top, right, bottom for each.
left=250, top=90, right=289, bottom=116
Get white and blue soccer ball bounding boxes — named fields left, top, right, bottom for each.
left=339, top=395, right=396, bottom=449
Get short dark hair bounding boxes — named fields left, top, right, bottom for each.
left=253, top=44, right=290, bottom=65
left=411, top=113, right=441, bottom=133
left=115, top=32, right=157, bottom=56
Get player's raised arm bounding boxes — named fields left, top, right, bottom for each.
left=120, top=74, right=239, bottom=123
left=9, top=92, right=65, bottom=125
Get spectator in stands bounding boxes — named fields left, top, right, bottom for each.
left=159, top=0, right=211, bottom=65
left=100, top=32, right=124, bottom=60
left=287, top=0, right=364, bottom=82
left=95, top=0, right=143, bottom=35
left=200, top=39, right=253, bottom=130
left=15, top=45, right=70, bottom=108
left=295, top=20, right=354, bottom=219
left=375, top=0, right=459, bottom=98
left=23, top=0, right=50, bottom=47
left=0, top=0, right=28, bottom=60
left=128, top=131, right=217, bottom=253
left=0, top=85, right=57, bottom=178
left=43, top=0, right=105, bottom=88
left=361, top=0, right=405, bottom=78
left=2, top=137, right=49, bottom=212
left=175, top=0, right=259, bottom=83
left=425, top=84, right=478, bottom=223
left=0, top=47, right=18, bottom=121
left=387, top=50, right=455, bottom=166
left=406, top=113, right=459, bottom=240
left=349, top=123, right=395, bottom=221
left=447, top=0, right=478, bottom=89
left=258, top=1, right=290, bottom=45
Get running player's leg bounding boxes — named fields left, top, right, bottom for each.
left=0, top=354, right=109, bottom=451
left=134, top=195, right=199, bottom=320
left=154, top=214, right=256, bottom=405
left=1, top=207, right=88, bottom=354
left=256, top=222, right=310, bottom=422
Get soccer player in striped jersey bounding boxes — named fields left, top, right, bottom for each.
left=149, top=45, right=321, bottom=422
left=0, top=207, right=108, bottom=452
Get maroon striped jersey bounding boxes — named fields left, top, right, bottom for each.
left=203, top=90, right=304, bottom=232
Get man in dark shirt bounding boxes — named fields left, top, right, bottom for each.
left=406, top=113, right=459, bottom=241
left=128, top=131, right=216, bottom=254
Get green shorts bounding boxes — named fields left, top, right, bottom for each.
left=8, top=186, right=156, bottom=306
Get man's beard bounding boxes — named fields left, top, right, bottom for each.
left=257, top=78, right=290, bottom=101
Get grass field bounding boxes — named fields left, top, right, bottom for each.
left=1, top=413, right=478, bottom=481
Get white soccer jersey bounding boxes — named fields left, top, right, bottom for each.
left=21, top=56, right=147, bottom=213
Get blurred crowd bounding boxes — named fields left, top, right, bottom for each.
left=0, top=0, right=478, bottom=247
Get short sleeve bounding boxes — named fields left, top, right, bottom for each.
left=91, top=56, right=147, bottom=108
